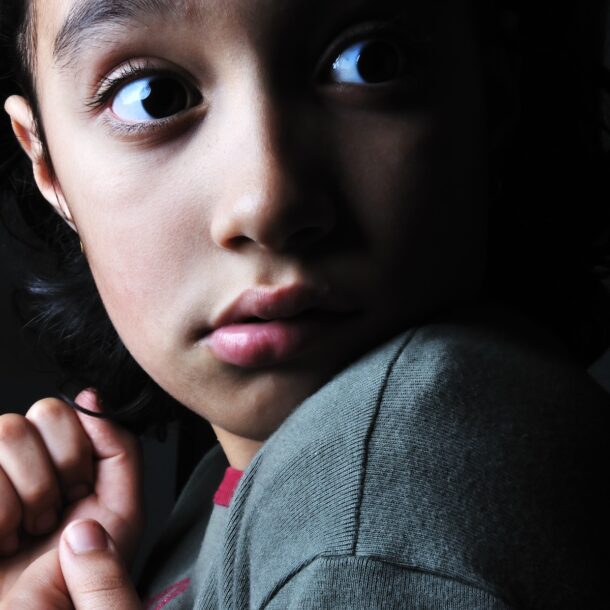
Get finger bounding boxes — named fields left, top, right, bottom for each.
left=72, top=390, right=143, bottom=558
left=0, top=466, right=21, bottom=555
left=59, top=519, right=142, bottom=610
left=26, top=398, right=94, bottom=504
left=0, top=548, right=69, bottom=610
left=0, top=414, right=61, bottom=536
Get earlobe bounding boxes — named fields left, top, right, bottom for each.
left=4, top=95, right=77, bottom=231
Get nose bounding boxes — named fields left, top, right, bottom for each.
left=210, top=91, right=336, bottom=254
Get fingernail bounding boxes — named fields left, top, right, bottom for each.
left=0, top=533, right=19, bottom=555
left=75, top=388, right=101, bottom=412
left=65, top=520, right=108, bottom=555
left=35, top=508, right=57, bottom=533
left=66, top=483, right=90, bottom=503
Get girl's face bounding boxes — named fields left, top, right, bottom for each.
left=24, top=0, right=488, bottom=442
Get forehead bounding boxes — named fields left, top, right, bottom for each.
left=37, top=0, right=457, bottom=26
left=36, top=0, right=227, bottom=58
left=34, top=0, right=468, bottom=68
left=39, top=0, right=214, bottom=31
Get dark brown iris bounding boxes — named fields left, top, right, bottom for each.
left=357, top=41, right=401, bottom=83
left=141, top=77, right=189, bottom=119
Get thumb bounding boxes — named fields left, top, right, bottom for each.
left=59, top=519, right=142, bottom=610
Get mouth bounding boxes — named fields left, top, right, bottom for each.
left=196, top=284, right=357, bottom=368
left=212, top=284, right=336, bottom=327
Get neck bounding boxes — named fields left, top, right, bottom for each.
left=212, top=425, right=265, bottom=470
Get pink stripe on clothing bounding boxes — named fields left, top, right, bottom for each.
left=145, top=577, right=190, bottom=610
left=213, top=466, right=244, bottom=507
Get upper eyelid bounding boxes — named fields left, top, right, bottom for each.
left=98, top=59, right=157, bottom=90
left=91, top=19, right=407, bottom=95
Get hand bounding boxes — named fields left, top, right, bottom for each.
left=0, top=519, right=141, bottom=609
left=0, top=390, right=143, bottom=597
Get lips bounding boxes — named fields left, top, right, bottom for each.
left=212, top=284, right=328, bottom=328
left=199, top=284, right=355, bottom=368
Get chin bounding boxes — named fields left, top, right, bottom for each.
left=197, top=365, right=337, bottom=442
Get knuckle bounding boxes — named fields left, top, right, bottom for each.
left=0, top=414, right=30, bottom=444
left=21, top=480, right=55, bottom=507
left=80, top=571, right=132, bottom=600
left=27, top=397, right=69, bottom=423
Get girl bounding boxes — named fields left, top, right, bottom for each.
left=0, top=0, right=608, bottom=608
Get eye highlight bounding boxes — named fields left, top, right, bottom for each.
left=111, top=75, right=201, bottom=122
left=329, top=39, right=403, bottom=85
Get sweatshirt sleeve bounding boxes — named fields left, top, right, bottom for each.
left=263, top=555, right=513, bottom=610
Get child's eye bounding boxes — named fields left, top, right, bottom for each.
left=327, top=38, right=404, bottom=85
left=111, top=75, right=202, bottom=122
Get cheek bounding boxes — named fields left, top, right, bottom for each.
left=333, top=111, right=485, bottom=257
left=327, top=107, right=487, bottom=323
left=46, top=132, right=214, bottom=353
left=335, top=115, right=435, bottom=235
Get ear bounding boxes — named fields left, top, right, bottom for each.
left=4, top=95, right=77, bottom=231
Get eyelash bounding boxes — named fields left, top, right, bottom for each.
left=87, top=60, right=165, bottom=112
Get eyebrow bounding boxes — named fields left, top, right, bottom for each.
left=53, top=0, right=194, bottom=69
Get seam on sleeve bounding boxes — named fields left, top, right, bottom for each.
left=259, top=553, right=514, bottom=609
left=260, top=555, right=322, bottom=609
left=352, top=555, right=515, bottom=607
left=352, top=329, right=418, bottom=554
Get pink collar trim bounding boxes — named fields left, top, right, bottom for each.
left=213, top=467, right=244, bottom=507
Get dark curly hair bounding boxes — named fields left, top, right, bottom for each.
left=0, top=1, right=184, bottom=433
left=1, top=0, right=609, bottom=433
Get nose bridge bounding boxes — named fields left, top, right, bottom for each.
left=240, top=75, right=299, bottom=206
left=211, top=70, right=335, bottom=252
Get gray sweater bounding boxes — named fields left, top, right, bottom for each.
left=139, top=306, right=607, bottom=609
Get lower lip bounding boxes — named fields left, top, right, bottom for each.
left=204, top=314, right=334, bottom=368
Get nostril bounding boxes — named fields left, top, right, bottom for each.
left=211, top=187, right=336, bottom=253
left=226, top=225, right=330, bottom=253
left=224, top=234, right=253, bottom=250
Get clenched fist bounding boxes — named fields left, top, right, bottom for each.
left=0, top=389, right=143, bottom=598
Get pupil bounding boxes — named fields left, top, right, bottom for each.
left=357, top=41, right=400, bottom=83
left=141, top=77, right=187, bottom=119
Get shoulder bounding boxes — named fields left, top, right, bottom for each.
left=226, top=304, right=608, bottom=608
left=360, top=304, right=607, bottom=605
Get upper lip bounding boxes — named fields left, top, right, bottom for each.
left=211, top=284, right=351, bottom=330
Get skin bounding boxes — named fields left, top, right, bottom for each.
left=1, top=0, right=500, bottom=603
